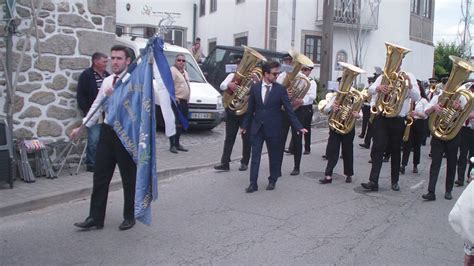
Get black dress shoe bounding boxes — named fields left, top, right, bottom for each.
left=359, top=143, right=370, bottom=149
left=391, top=183, right=400, bottom=191
left=444, top=192, right=453, bottom=200
left=290, top=169, right=300, bottom=176
left=169, top=146, right=178, bottom=154
left=455, top=180, right=464, bottom=187
left=245, top=184, right=258, bottom=193
left=74, top=217, right=103, bottom=230
left=284, top=149, right=291, bottom=153
left=118, top=219, right=135, bottom=231
left=358, top=134, right=364, bottom=138
left=322, top=155, right=328, bottom=160
left=368, top=159, right=372, bottom=163
left=422, top=192, right=436, bottom=201
left=176, top=145, right=188, bottom=152
left=383, top=156, right=390, bottom=162
left=345, top=176, right=352, bottom=183
left=266, top=182, right=276, bottom=190
left=238, top=163, right=248, bottom=171
left=214, top=163, right=230, bottom=171
left=319, top=178, right=332, bottom=184
left=399, top=165, right=405, bottom=175
left=303, top=150, right=310, bottom=155
left=413, top=166, right=418, bottom=173
left=361, top=181, right=378, bottom=191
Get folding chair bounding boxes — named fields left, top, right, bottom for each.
left=50, top=138, right=87, bottom=177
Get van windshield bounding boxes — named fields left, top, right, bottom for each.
left=164, top=52, right=206, bottom=83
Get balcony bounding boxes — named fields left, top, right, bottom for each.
left=315, top=0, right=379, bottom=31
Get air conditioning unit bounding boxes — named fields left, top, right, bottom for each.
left=0, top=117, right=13, bottom=188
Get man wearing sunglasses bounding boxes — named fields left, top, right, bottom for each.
left=169, top=54, right=190, bottom=154
left=241, top=61, right=307, bottom=193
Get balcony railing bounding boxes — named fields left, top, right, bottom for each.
left=315, top=0, right=379, bottom=31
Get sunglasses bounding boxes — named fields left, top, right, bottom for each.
left=176, top=59, right=186, bottom=62
left=302, top=68, right=313, bottom=71
left=270, top=72, right=280, bottom=76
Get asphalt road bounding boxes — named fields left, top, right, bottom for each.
left=0, top=138, right=464, bottom=265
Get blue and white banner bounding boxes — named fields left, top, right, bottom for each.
left=106, top=47, right=158, bottom=225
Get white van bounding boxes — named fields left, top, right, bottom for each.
left=115, top=36, right=225, bottom=130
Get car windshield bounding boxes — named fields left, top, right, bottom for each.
left=164, top=51, right=206, bottom=83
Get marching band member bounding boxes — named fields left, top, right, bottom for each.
left=361, top=69, right=420, bottom=192
left=455, top=82, right=474, bottom=187
left=400, top=81, right=429, bottom=175
left=214, top=55, right=252, bottom=172
left=422, top=91, right=467, bottom=201
left=319, top=92, right=361, bottom=184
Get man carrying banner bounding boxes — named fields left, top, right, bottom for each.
left=70, top=45, right=136, bottom=231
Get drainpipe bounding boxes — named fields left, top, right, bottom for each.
left=291, top=0, right=296, bottom=48
left=192, top=3, right=197, bottom=44
left=264, top=0, right=269, bottom=49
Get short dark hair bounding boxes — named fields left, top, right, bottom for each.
left=175, top=53, right=185, bottom=59
left=262, top=61, right=280, bottom=74
left=110, top=45, right=132, bottom=59
left=92, top=52, right=107, bottom=61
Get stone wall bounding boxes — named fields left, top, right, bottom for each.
left=0, top=0, right=116, bottom=141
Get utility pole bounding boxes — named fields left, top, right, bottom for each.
left=320, top=0, right=334, bottom=92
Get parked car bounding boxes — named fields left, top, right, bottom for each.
left=115, top=36, right=225, bottom=130
left=201, top=45, right=286, bottom=92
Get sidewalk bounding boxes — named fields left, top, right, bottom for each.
left=0, top=123, right=329, bottom=217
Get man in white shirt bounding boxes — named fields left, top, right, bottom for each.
left=361, top=71, right=420, bottom=192
left=456, top=83, right=474, bottom=187
left=214, top=55, right=252, bottom=171
left=70, top=45, right=136, bottom=231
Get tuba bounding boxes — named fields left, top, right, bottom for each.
left=370, top=43, right=411, bottom=120
left=327, top=62, right=366, bottom=134
left=428, top=55, right=474, bottom=141
left=282, top=51, right=314, bottom=108
left=223, top=46, right=267, bottom=115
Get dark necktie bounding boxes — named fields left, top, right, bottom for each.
left=112, top=75, right=119, bottom=87
left=264, top=85, right=271, bottom=104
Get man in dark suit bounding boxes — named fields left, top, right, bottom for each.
left=241, top=61, right=307, bottom=193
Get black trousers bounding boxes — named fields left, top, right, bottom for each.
left=363, top=120, right=373, bottom=146
left=428, top=134, right=461, bottom=194
left=169, top=99, right=189, bottom=147
left=288, top=104, right=313, bottom=152
left=90, top=124, right=137, bottom=224
left=457, top=127, right=474, bottom=183
left=324, top=128, right=355, bottom=177
left=280, top=109, right=304, bottom=170
left=369, top=115, right=405, bottom=185
left=402, top=119, right=426, bottom=167
left=360, top=105, right=371, bottom=137
left=220, top=109, right=251, bottom=165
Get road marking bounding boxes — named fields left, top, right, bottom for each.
left=410, top=180, right=425, bottom=190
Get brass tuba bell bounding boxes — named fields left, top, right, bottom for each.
left=327, top=62, right=366, bottom=134
left=223, top=46, right=267, bottom=115
left=282, top=51, right=314, bottom=108
left=370, top=42, right=411, bottom=121
left=428, top=56, right=474, bottom=141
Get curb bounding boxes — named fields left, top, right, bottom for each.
left=0, top=137, right=328, bottom=218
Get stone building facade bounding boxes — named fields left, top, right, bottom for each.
left=0, top=0, right=116, bottom=141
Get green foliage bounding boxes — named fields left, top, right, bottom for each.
left=433, top=41, right=465, bottom=78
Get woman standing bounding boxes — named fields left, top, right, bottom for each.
left=400, top=81, right=429, bottom=174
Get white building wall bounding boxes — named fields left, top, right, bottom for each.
left=116, top=0, right=195, bottom=47
left=196, top=1, right=266, bottom=54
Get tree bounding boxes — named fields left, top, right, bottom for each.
left=433, top=40, right=465, bottom=78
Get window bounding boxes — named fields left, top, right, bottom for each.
left=410, top=0, right=420, bottom=14
left=164, top=28, right=185, bottom=47
left=334, top=0, right=359, bottom=24
left=200, top=0, right=206, bottom=17
left=304, top=35, right=322, bottom=64
left=335, top=50, right=348, bottom=70
left=210, top=0, right=217, bottom=12
left=422, top=0, right=432, bottom=19
left=236, top=0, right=245, bottom=4
left=208, top=40, right=216, bottom=55
left=234, top=36, right=247, bottom=46
left=268, top=0, right=278, bottom=51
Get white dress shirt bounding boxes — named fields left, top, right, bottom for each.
left=303, top=79, right=317, bottom=106
left=413, top=98, right=429, bottom=119
left=220, top=73, right=235, bottom=91
left=368, top=72, right=420, bottom=117
left=83, top=71, right=129, bottom=128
